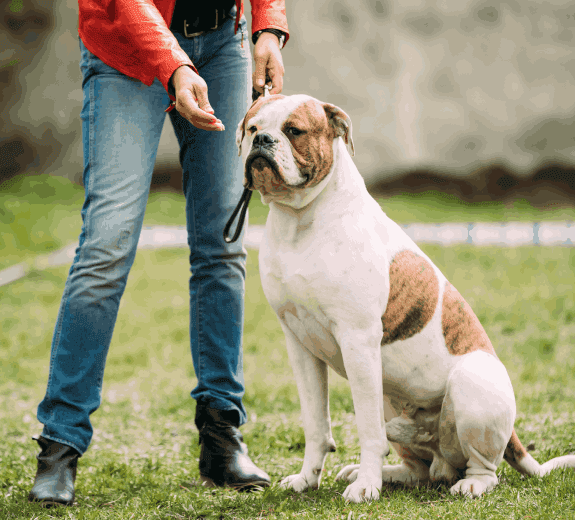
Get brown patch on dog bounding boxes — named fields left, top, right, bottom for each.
left=503, top=429, right=527, bottom=466
left=441, top=282, right=495, bottom=356
left=278, top=302, right=298, bottom=321
left=249, top=157, right=288, bottom=196
left=381, top=251, right=439, bottom=345
left=281, top=100, right=336, bottom=187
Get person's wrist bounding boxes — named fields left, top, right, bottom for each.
left=252, top=29, right=285, bottom=49
left=170, top=65, right=192, bottom=94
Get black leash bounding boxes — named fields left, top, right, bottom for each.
left=223, top=82, right=272, bottom=243
left=223, top=187, right=252, bottom=243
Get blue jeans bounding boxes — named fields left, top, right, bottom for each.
left=37, top=12, right=252, bottom=455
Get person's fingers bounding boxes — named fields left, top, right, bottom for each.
left=253, top=34, right=285, bottom=95
left=176, top=90, right=224, bottom=131
left=189, top=118, right=225, bottom=131
left=253, top=55, right=267, bottom=93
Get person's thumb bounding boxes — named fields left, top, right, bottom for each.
left=195, top=86, right=214, bottom=114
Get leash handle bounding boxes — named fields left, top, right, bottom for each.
left=223, top=187, right=252, bottom=243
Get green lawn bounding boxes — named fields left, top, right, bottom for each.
left=1, top=173, right=575, bottom=518
left=2, top=173, right=575, bottom=271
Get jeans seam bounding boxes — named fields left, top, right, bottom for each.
left=189, top=185, right=203, bottom=398
left=45, top=287, right=68, bottom=416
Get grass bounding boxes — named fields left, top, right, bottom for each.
left=2, top=173, right=575, bottom=271
left=1, top=173, right=575, bottom=518
left=373, top=190, right=575, bottom=224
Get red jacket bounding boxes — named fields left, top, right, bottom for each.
left=78, top=0, right=289, bottom=95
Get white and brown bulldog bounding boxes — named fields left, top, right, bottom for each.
left=236, top=94, right=575, bottom=503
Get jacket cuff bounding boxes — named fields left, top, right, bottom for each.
left=161, top=61, right=198, bottom=97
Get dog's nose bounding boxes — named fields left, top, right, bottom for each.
left=253, top=132, right=277, bottom=147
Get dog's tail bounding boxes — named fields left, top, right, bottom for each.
left=504, top=429, right=575, bottom=476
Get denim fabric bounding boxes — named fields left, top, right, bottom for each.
left=37, top=10, right=252, bottom=455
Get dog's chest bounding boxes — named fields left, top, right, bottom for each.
left=280, top=301, right=348, bottom=378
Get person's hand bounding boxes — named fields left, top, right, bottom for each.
left=253, top=32, right=284, bottom=95
left=170, top=65, right=225, bottom=131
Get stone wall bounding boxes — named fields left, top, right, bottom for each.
left=2, top=0, right=575, bottom=195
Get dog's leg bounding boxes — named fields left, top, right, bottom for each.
left=337, top=445, right=430, bottom=487
left=336, top=396, right=430, bottom=487
left=278, top=323, right=336, bottom=492
left=442, top=351, right=516, bottom=498
left=336, top=326, right=387, bottom=503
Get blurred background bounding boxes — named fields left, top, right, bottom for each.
left=2, top=4, right=575, bottom=512
left=2, top=0, right=575, bottom=204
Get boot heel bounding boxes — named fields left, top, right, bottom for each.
left=199, top=475, right=218, bottom=487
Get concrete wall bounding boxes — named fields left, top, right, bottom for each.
left=3, top=0, right=575, bottom=188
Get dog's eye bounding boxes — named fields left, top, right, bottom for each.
left=286, top=127, right=304, bottom=137
left=248, top=126, right=257, bottom=134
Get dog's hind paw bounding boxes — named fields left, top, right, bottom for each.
left=335, top=464, right=360, bottom=483
left=279, top=473, right=318, bottom=492
left=449, top=475, right=497, bottom=498
left=343, top=478, right=381, bottom=503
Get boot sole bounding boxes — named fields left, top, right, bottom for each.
left=200, top=475, right=270, bottom=492
left=28, top=498, right=73, bottom=508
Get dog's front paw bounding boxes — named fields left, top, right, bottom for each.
left=450, top=475, right=496, bottom=498
left=335, top=464, right=360, bottom=483
left=343, top=477, right=381, bottom=503
left=279, top=473, right=318, bottom=492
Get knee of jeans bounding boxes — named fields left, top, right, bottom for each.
left=76, top=229, right=138, bottom=278
left=191, top=246, right=246, bottom=270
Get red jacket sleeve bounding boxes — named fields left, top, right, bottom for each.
left=79, top=0, right=196, bottom=94
left=78, top=0, right=289, bottom=96
left=250, top=0, right=289, bottom=44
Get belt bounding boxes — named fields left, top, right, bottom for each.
left=170, top=0, right=236, bottom=38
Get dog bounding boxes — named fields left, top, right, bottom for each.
left=235, top=94, right=575, bottom=503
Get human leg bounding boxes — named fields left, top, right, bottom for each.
left=31, top=38, right=169, bottom=506
left=34, top=36, right=168, bottom=459
left=169, top=12, right=270, bottom=489
left=170, top=12, right=251, bottom=424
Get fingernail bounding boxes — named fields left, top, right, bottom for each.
left=257, top=79, right=264, bottom=86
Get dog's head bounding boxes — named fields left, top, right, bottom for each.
left=236, top=94, right=354, bottom=205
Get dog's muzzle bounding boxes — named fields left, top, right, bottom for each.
left=224, top=133, right=279, bottom=244
left=245, top=132, right=282, bottom=189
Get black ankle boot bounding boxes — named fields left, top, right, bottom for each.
left=28, top=436, right=80, bottom=507
left=195, top=404, right=270, bottom=491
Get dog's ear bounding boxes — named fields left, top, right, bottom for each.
left=324, top=103, right=355, bottom=156
left=236, top=117, right=245, bottom=157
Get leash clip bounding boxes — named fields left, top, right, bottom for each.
left=223, top=187, right=252, bottom=243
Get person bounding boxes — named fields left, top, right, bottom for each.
left=28, top=0, right=288, bottom=507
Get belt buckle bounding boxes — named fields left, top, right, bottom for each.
left=210, top=9, right=219, bottom=31
left=183, top=9, right=221, bottom=38
left=184, top=20, right=203, bottom=38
